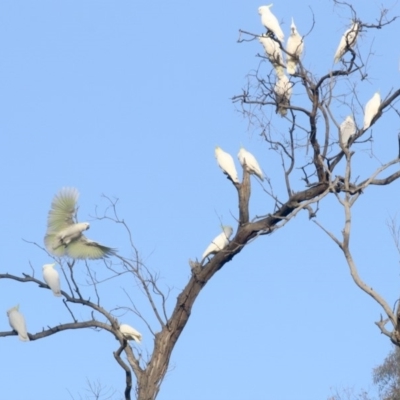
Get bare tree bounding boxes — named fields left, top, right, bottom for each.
left=2, top=2, right=400, bottom=400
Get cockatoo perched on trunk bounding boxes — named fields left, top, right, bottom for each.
left=363, top=92, right=381, bottom=130
left=258, top=5, right=284, bottom=43
left=215, top=147, right=239, bottom=184
left=201, top=226, right=233, bottom=263
left=339, top=116, right=356, bottom=147
left=334, top=21, right=360, bottom=63
left=258, top=34, right=284, bottom=77
left=44, top=187, right=116, bottom=259
left=7, top=305, right=29, bottom=342
left=42, top=263, right=62, bottom=297
left=274, top=74, right=292, bottom=117
left=286, top=18, right=304, bottom=75
left=120, top=324, right=142, bottom=343
left=237, top=147, right=264, bottom=180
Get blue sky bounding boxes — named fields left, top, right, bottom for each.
left=1, top=1, right=400, bottom=399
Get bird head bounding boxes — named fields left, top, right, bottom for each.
left=222, top=226, right=234, bottom=238
left=291, top=18, right=296, bottom=32
left=7, top=304, right=19, bottom=315
left=42, top=263, right=56, bottom=270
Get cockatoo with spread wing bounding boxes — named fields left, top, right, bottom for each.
left=201, top=226, right=233, bottom=263
left=259, top=34, right=284, bottom=77
left=274, top=74, right=292, bottom=116
left=7, top=305, right=29, bottom=342
left=238, top=147, right=264, bottom=180
left=215, top=147, right=239, bottom=184
left=339, top=116, right=356, bottom=147
left=44, top=187, right=115, bottom=259
left=363, top=92, right=381, bottom=130
left=120, top=324, right=142, bottom=343
left=42, top=263, right=62, bottom=297
left=286, top=18, right=304, bottom=75
left=334, top=21, right=360, bottom=63
left=258, top=5, right=284, bottom=43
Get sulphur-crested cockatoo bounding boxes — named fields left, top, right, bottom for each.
left=339, top=116, right=356, bottom=147
left=334, top=21, right=360, bottom=63
left=215, top=147, right=239, bottom=184
left=258, top=34, right=284, bottom=77
left=120, top=324, right=142, bottom=343
left=363, top=92, right=381, bottom=130
left=201, top=226, right=233, bottom=263
left=42, top=263, right=62, bottom=297
left=237, top=147, right=264, bottom=180
left=258, top=5, right=284, bottom=43
left=7, top=305, right=29, bottom=342
left=274, top=74, right=292, bottom=116
left=286, top=18, right=304, bottom=75
left=44, top=187, right=115, bottom=259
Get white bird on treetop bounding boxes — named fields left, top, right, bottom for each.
left=258, top=5, right=285, bottom=43
left=334, top=21, right=360, bottom=63
left=44, top=187, right=116, bottom=259
left=286, top=18, right=304, bottom=75
left=274, top=74, right=292, bottom=117
left=42, top=263, right=62, bottom=297
left=215, top=147, right=239, bottom=184
left=258, top=34, right=285, bottom=77
left=120, top=324, right=142, bottom=343
left=237, top=147, right=264, bottom=180
left=201, top=226, right=233, bottom=263
left=363, top=92, right=381, bottom=130
left=339, top=116, right=356, bottom=147
left=7, top=305, right=29, bottom=342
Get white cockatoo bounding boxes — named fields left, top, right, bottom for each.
left=7, top=305, right=29, bottom=342
left=286, top=18, right=304, bottom=75
left=258, top=5, right=284, bottom=43
left=274, top=74, right=292, bottom=116
left=44, top=187, right=115, bottom=259
left=339, top=116, right=356, bottom=147
left=215, top=147, right=239, bottom=184
left=201, top=226, right=233, bottom=263
left=42, top=263, right=62, bottom=297
left=237, top=147, right=264, bottom=180
left=334, top=21, right=360, bottom=63
left=258, top=34, right=284, bottom=77
left=120, top=324, right=142, bottom=343
left=363, top=92, right=381, bottom=130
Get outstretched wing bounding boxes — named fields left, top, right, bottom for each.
left=66, top=235, right=116, bottom=259
left=46, top=187, right=79, bottom=233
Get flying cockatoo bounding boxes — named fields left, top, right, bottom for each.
left=42, top=263, right=62, bottom=297
left=258, top=5, right=284, bottom=43
left=258, top=34, right=284, bottom=77
left=119, top=324, right=142, bottom=343
left=237, top=147, right=264, bottom=180
left=363, top=92, right=381, bottom=130
left=7, top=305, right=29, bottom=342
left=334, top=21, right=360, bottom=63
left=44, top=187, right=116, bottom=259
left=201, top=226, right=233, bottom=263
left=215, top=147, right=240, bottom=184
left=339, top=116, right=356, bottom=147
left=286, top=18, right=304, bottom=75
left=274, top=74, right=292, bottom=116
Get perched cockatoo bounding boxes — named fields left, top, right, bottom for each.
left=274, top=74, right=292, bottom=116
left=339, top=116, right=356, bottom=147
left=237, top=147, right=264, bottom=180
left=258, top=34, right=284, bottom=77
left=42, top=263, right=62, bottom=297
left=286, top=18, right=304, bottom=75
left=201, top=226, right=233, bottom=263
left=7, top=305, right=29, bottom=342
left=258, top=5, right=284, bottom=43
left=363, top=92, right=381, bottom=130
left=215, top=147, right=239, bottom=184
left=120, top=324, right=142, bottom=343
left=44, top=187, right=116, bottom=259
left=334, top=21, right=360, bottom=63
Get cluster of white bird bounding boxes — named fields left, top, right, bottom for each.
left=6, top=188, right=141, bottom=343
